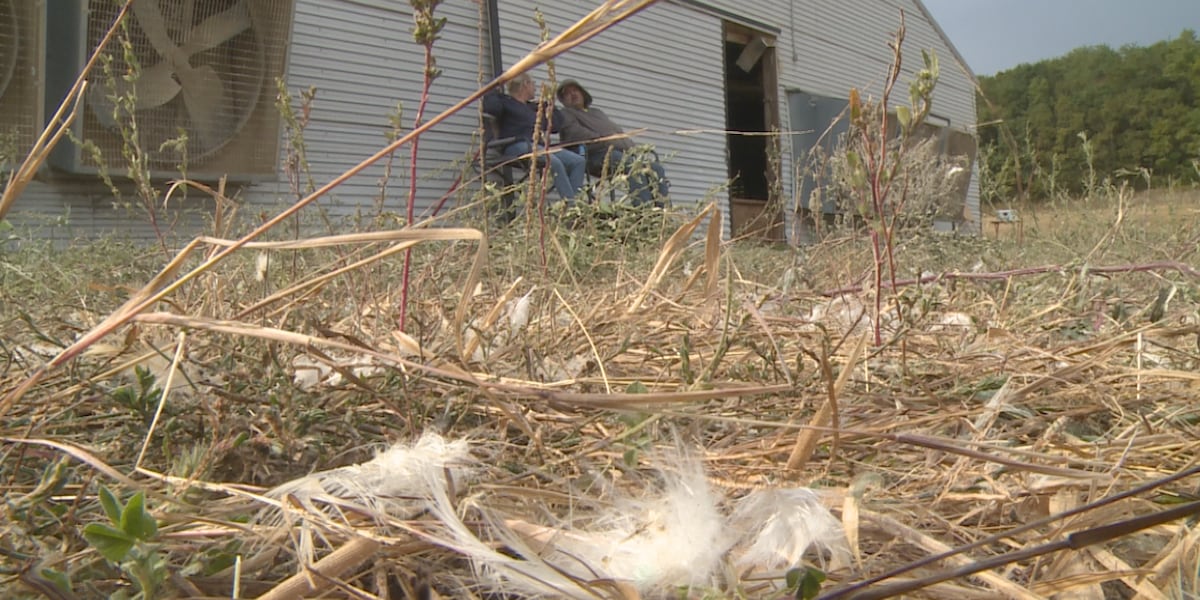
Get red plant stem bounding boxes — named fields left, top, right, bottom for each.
left=868, top=231, right=883, bottom=346
left=425, top=173, right=459, bottom=219
left=863, top=15, right=910, bottom=346
left=400, top=44, right=435, bottom=331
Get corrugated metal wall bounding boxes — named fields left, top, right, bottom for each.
left=694, top=0, right=981, bottom=230
left=7, top=0, right=491, bottom=245
left=5, top=0, right=980, bottom=243
left=697, top=0, right=976, bottom=126
left=493, top=0, right=980, bottom=237
left=495, top=0, right=728, bottom=231
left=269, top=0, right=488, bottom=223
left=5, top=178, right=215, bottom=245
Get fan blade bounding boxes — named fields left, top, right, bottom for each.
left=131, top=0, right=241, bottom=149
left=178, top=64, right=230, bottom=149
left=130, top=0, right=179, bottom=66
left=125, top=2, right=252, bottom=112
left=87, top=73, right=176, bottom=127
left=85, top=83, right=120, bottom=129
left=134, top=64, right=183, bottom=110
left=183, top=2, right=252, bottom=55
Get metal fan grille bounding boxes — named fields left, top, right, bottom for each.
left=82, top=0, right=292, bottom=172
left=0, top=0, right=44, bottom=167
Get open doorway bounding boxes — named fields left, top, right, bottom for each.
left=724, top=22, right=781, bottom=241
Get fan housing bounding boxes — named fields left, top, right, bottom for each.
left=0, top=0, right=46, bottom=170
left=46, top=0, right=294, bottom=181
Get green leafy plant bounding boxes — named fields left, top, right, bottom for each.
left=785, top=566, right=826, bottom=600
left=110, top=365, right=163, bottom=427
left=83, top=487, right=166, bottom=600
left=78, top=18, right=189, bottom=257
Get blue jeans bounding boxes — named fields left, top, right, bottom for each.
left=502, top=140, right=585, bottom=202
left=588, top=149, right=668, bottom=206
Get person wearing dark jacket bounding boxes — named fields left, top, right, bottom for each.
left=482, top=73, right=585, bottom=202
left=556, top=79, right=668, bottom=206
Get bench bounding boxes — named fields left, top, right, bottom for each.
left=987, top=209, right=1023, bottom=243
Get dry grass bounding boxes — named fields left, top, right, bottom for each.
left=4, top=0, right=1200, bottom=595
left=2, top=185, right=1200, bottom=598
left=990, top=187, right=1200, bottom=245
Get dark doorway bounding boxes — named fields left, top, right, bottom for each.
left=724, top=22, right=781, bottom=240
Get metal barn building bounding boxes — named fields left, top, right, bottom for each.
left=1, top=0, right=979, bottom=243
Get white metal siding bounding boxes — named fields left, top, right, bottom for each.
left=6, top=0, right=980, bottom=242
left=254, top=0, right=489, bottom=223
left=4, top=179, right=214, bottom=245
left=692, top=0, right=979, bottom=232
left=7, top=0, right=491, bottom=244
left=698, top=0, right=976, bottom=124
left=496, top=0, right=728, bottom=231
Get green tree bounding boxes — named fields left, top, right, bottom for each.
left=978, top=28, right=1200, bottom=201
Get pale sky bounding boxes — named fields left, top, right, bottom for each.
left=920, top=0, right=1200, bottom=76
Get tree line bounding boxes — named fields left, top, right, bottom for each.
left=977, top=29, right=1200, bottom=201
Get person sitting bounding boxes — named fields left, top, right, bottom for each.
left=482, top=73, right=585, bottom=203
left=556, top=79, right=669, bottom=206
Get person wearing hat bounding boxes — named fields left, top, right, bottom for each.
left=556, top=79, right=668, bottom=207
left=483, top=73, right=586, bottom=203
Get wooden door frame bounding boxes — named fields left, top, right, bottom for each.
left=724, top=22, right=782, bottom=239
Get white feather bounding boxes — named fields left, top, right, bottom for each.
left=473, top=452, right=732, bottom=596
left=255, top=252, right=270, bottom=282
left=290, top=355, right=329, bottom=390
left=263, top=432, right=474, bottom=566
left=508, top=287, right=535, bottom=336
left=730, top=487, right=849, bottom=571
left=268, top=432, right=471, bottom=512
left=581, top=458, right=729, bottom=588
left=290, top=355, right=387, bottom=389
left=258, top=435, right=852, bottom=596
left=425, top=476, right=599, bottom=599
left=461, top=327, right=487, bottom=363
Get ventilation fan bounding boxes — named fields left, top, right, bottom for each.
left=0, top=0, right=46, bottom=170
left=46, top=0, right=294, bottom=181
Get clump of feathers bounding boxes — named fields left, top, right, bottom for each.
left=450, top=449, right=849, bottom=598
left=730, top=487, right=851, bottom=571
left=471, top=452, right=730, bottom=596
left=259, top=431, right=474, bottom=566
left=256, top=433, right=848, bottom=597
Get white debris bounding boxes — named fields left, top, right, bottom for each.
left=290, top=353, right=384, bottom=390
left=258, top=434, right=850, bottom=598
left=264, top=432, right=474, bottom=567
left=731, top=487, right=850, bottom=571
left=254, top=252, right=270, bottom=282
left=508, top=287, right=535, bottom=336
